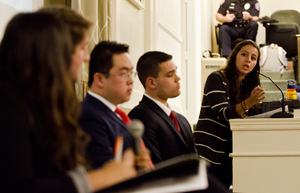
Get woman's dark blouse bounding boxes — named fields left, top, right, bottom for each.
left=194, top=71, right=241, bottom=170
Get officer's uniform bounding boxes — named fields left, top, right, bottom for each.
left=218, top=0, right=260, bottom=57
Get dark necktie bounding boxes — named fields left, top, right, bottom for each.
left=115, top=107, right=131, bottom=125
left=170, top=111, right=182, bottom=135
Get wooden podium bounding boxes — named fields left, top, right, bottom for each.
left=230, top=118, right=300, bottom=193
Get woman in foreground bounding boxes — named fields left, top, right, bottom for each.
left=0, top=12, right=136, bottom=193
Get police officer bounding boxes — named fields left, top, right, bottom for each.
left=216, top=0, right=260, bottom=57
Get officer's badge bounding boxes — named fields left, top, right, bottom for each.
left=244, top=3, right=250, bottom=10
left=255, top=3, right=260, bottom=11
left=220, top=0, right=225, bottom=5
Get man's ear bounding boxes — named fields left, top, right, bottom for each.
left=146, top=77, right=156, bottom=90
left=93, top=72, right=106, bottom=88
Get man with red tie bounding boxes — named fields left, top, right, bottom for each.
left=128, top=51, right=198, bottom=164
left=79, top=41, right=152, bottom=171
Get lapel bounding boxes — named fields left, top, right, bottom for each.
left=84, top=93, right=128, bottom=129
left=141, top=96, right=190, bottom=147
left=174, top=112, right=195, bottom=151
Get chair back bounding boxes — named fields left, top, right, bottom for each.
left=267, top=10, right=300, bottom=57
left=271, top=10, right=300, bottom=27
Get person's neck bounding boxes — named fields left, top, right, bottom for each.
left=90, top=87, right=118, bottom=106
left=238, top=75, right=246, bottom=83
left=145, top=91, right=168, bottom=106
left=90, top=86, right=102, bottom=97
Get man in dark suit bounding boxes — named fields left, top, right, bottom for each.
left=79, top=41, right=152, bottom=171
left=128, top=51, right=197, bottom=164
left=128, top=51, right=229, bottom=193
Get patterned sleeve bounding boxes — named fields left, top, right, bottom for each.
left=203, top=71, right=240, bottom=124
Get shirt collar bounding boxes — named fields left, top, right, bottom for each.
left=88, top=90, right=117, bottom=112
left=144, top=94, right=172, bottom=116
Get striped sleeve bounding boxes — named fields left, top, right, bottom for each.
left=202, top=71, right=240, bottom=124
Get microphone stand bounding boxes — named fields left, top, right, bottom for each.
left=257, top=71, right=292, bottom=118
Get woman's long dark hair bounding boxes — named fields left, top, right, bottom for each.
left=223, top=40, right=261, bottom=114
left=0, top=13, right=89, bottom=175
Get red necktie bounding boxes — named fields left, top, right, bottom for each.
left=170, top=111, right=182, bottom=135
left=115, top=107, right=131, bottom=125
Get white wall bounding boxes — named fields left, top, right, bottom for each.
left=184, top=0, right=210, bottom=125
left=114, top=0, right=188, bottom=116
left=200, top=0, right=212, bottom=52
left=0, top=0, right=43, bottom=40
left=155, top=0, right=184, bottom=113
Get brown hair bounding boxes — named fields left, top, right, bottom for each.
left=0, top=12, right=89, bottom=175
left=38, top=6, right=92, bottom=53
left=223, top=40, right=261, bottom=114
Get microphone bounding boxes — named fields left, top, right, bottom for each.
left=127, top=119, right=155, bottom=171
left=256, top=71, right=292, bottom=118
left=127, top=119, right=144, bottom=154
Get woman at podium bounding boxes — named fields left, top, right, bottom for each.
left=194, top=40, right=265, bottom=188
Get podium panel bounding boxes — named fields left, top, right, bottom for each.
left=233, top=157, right=300, bottom=192
left=230, top=118, right=300, bottom=193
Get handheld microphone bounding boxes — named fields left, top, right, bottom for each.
left=127, top=119, right=145, bottom=155
left=127, top=119, right=155, bottom=171
left=256, top=71, right=292, bottom=118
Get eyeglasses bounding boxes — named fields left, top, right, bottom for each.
left=107, top=71, right=137, bottom=80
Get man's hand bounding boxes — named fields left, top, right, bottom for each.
left=135, top=148, right=154, bottom=172
left=242, top=11, right=252, bottom=21
left=225, top=10, right=235, bottom=22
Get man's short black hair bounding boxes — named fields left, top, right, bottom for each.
left=88, top=41, right=129, bottom=87
left=136, top=51, right=172, bottom=89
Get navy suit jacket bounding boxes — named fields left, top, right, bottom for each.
left=128, top=95, right=197, bottom=164
left=79, top=93, right=132, bottom=169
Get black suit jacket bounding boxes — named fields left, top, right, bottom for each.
left=79, top=93, right=132, bottom=169
left=128, top=95, right=197, bottom=164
